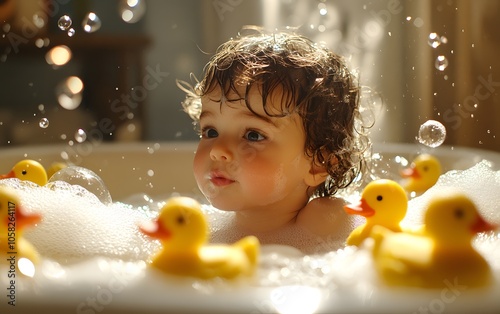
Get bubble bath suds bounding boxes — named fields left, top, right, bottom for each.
left=1, top=159, right=500, bottom=313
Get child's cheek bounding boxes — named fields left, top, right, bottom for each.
left=236, top=142, right=266, bottom=163
left=241, top=156, right=282, bottom=187
left=193, top=145, right=209, bottom=179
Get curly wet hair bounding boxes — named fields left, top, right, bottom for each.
left=178, top=27, right=370, bottom=197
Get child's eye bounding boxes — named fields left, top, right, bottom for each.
left=244, top=130, right=265, bottom=142
left=201, top=127, right=218, bottom=139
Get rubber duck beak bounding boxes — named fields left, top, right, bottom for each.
left=14, top=205, right=42, bottom=230
left=344, top=198, right=375, bottom=217
left=0, top=170, right=15, bottom=180
left=401, top=167, right=420, bottom=179
left=471, top=215, right=498, bottom=233
left=139, top=219, right=171, bottom=239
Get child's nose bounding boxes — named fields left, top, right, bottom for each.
left=210, top=140, right=233, bottom=162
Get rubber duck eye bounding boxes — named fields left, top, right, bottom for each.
left=423, top=166, right=429, bottom=172
left=454, top=208, right=464, bottom=219
left=376, top=195, right=383, bottom=201
left=22, top=170, right=27, bottom=175
left=177, top=215, right=186, bottom=225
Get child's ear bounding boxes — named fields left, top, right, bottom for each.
left=304, top=159, right=331, bottom=187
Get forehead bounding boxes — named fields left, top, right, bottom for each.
left=201, top=83, right=292, bottom=117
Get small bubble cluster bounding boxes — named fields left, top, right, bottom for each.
left=57, top=13, right=102, bottom=36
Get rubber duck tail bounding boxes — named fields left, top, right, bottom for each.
left=235, top=236, right=260, bottom=265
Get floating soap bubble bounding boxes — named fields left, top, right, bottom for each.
left=67, top=28, right=75, bottom=37
left=75, top=129, right=87, bottom=143
left=48, top=166, right=112, bottom=205
left=82, top=12, right=101, bottom=33
left=428, top=32, right=441, bottom=48
left=39, top=118, right=49, bottom=128
left=56, top=76, right=83, bottom=110
left=435, top=55, right=449, bottom=71
left=369, top=152, right=409, bottom=181
left=58, top=15, right=72, bottom=31
left=417, top=120, right=446, bottom=148
left=119, top=0, right=146, bottom=23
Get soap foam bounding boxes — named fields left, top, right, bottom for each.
left=202, top=204, right=361, bottom=255
left=402, top=159, right=500, bottom=227
left=0, top=178, right=160, bottom=264
left=1, top=159, right=500, bottom=313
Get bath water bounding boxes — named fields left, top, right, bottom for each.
left=0, top=159, right=499, bottom=313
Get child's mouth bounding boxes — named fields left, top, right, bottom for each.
left=209, top=171, right=235, bottom=186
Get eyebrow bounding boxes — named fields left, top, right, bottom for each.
left=199, top=109, right=280, bottom=128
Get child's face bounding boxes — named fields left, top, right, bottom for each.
left=193, top=85, right=316, bottom=212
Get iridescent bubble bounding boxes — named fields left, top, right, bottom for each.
left=428, top=32, right=441, bottom=48
left=435, top=55, right=449, bottom=71
left=67, top=28, right=75, bottom=37
left=82, top=12, right=101, bottom=33
left=48, top=166, right=112, bottom=205
left=58, top=15, right=72, bottom=31
left=75, top=129, right=87, bottom=143
left=39, top=118, right=49, bottom=128
left=417, top=120, right=446, bottom=148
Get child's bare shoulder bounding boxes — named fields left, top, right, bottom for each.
left=296, top=196, right=358, bottom=237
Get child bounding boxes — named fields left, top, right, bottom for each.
left=178, top=27, right=370, bottom=253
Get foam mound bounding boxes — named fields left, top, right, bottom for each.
left=0, top=159, right=499, bottom=313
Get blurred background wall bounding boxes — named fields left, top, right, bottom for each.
left=0, top=0, right=499, bottom=151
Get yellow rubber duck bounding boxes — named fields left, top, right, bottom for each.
left=371, top=192, right=497, bottom=288
left=0, top=186, right=42, bottom=269
left=140, top=196, right=260, bottom=279
left=344, top=179, right=408, bottom=247
left=1, top=159, right=48, bottom=186
left=401, top=154, right=441, bottom=193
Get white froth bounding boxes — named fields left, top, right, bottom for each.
left=202, top=204, right=357, bottom=255
left=402, top=160, right=500, bottom=228
left=0, top=178, right=160, bottom=264
left=0, top=159, right=500, bottom=313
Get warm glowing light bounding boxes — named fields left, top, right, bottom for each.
left=56, top=76, right=84, bottom=110
left=127, top=0, right=139, bottom=7
left=120, top=0, right=145, bottom=23
left=18, top=258, right=36, bottom=277
left=270, top=286, right=322, bottom=314
left=66, top=76, right=84, bottom=94
left=45, top=45, right=72, bottom=66
left=121, top=10, right=133, bottom=22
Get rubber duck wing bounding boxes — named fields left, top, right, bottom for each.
left=199, top=245, right=251, bottom=279
left=372, top=226, right=434, bottom=268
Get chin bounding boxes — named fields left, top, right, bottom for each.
left=205, top=196, right=246, bottom=211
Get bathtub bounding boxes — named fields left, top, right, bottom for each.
left=2, top=141, right=499, bottom=201
left=1, top=141, right=500, bottom=314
